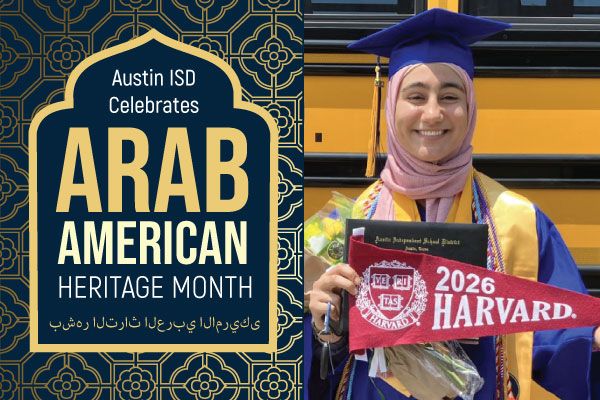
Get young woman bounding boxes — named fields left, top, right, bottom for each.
left=307, top=8, right=600, bottom=400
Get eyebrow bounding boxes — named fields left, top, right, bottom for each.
left=401, top=81, right=465, bottom=93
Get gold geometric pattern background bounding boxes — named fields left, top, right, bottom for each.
left=0, top=0, right=303, bottom=398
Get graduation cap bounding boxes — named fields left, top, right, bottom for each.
left=348, top=8, right=510, bottom=176
left=349, top=8, right=510, bottom=79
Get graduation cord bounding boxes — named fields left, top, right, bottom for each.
left=361, top=180, right=383, bottom=219
left=472, top=179, right=504, bottom=398
left=336, top=353, right=387, bottom=400
left=472, top=177, right=505, bottom=399
left=472, top=176, right=516, bottom=400
left=335, top=184, right=383, bottom=399
left=366, top=192, right=380, bottom=220
left=334, top=354, right=355, bottom=400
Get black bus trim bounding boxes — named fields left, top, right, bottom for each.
left=304, top=153, right=600, bottom=189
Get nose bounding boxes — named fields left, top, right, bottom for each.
left=421, top=98, right=444, bottom=124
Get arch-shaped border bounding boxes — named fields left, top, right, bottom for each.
left=29, top=29, right=278, bottom=353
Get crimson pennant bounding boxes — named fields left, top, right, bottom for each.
left=348, top=235, right=600, bottom=353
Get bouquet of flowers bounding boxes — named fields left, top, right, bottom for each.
left=304, top=192, right=355, bottom=310
left=304, top=191, right=355, bottom=265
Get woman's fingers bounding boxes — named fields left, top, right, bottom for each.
left=309, top=291, right=341, bottom=327
left=313, top=264, right=361, bottom=295
left=309, top=263, right=361, bottom=341
left=327, top=263, right=361, bottom=285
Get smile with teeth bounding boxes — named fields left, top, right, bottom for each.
left=415, top=129, right=448, bottom=137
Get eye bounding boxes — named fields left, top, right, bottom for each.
left=406, top=94, right=426, bottom=102
left=440, top=94, right=460, bottom=102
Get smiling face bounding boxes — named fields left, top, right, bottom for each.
left=394, top=63, right=469, bottom=163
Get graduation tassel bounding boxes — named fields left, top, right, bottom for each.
left=366, top=57, right=383, bottom=177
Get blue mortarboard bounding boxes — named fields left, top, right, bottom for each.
left=348, top=8, right=510, bottom=79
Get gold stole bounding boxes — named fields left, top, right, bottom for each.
left=476, top=173, right=554, bottom=400
left=354, top=169, right=547, bottom=400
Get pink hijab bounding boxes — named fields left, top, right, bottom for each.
left=373, top=63, right=476, bottom=223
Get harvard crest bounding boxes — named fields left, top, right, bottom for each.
left=356, top=260, right=428, bottom=330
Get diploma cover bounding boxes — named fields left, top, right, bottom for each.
left=344, top=219, right=488, bottom=267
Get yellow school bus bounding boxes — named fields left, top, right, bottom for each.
left=304, top=0, right=600, bottom=306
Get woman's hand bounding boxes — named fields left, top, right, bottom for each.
left=594, top=327, right=600, bottom=350
left=309, top=263, right=361, bottom=343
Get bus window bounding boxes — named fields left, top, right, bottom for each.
left=305, top=0, right=417, bottom=14
left=462, top=0, right=600, bottom=17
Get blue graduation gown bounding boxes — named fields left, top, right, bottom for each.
left=304, top=207, right=598, bottom=400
